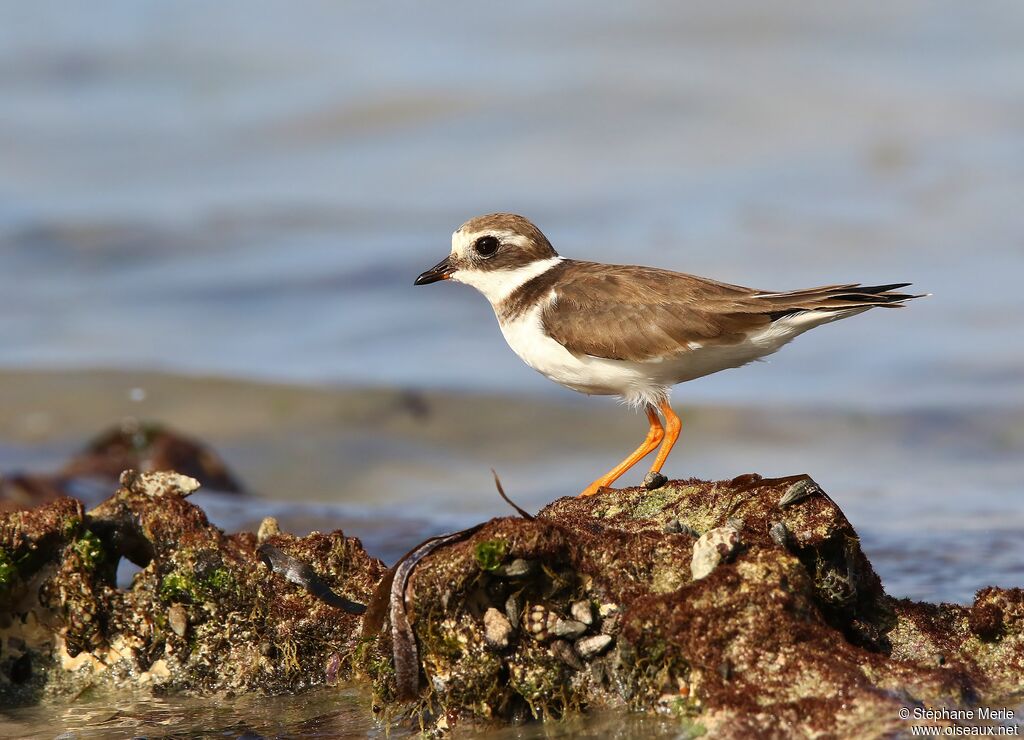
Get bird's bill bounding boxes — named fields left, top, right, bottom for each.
left=414, top=255, right=454, bottom=285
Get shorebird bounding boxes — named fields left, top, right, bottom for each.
left=415, top=213, right=922, bottom=497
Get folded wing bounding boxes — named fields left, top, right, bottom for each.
left=541, top=261, right=921, bottom=362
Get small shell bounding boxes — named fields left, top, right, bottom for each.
left=575, top=634, right=614, bottom=660
left=717, top=659, right=734, bottom=681
left=550, top=639, right=584, bottom=670
left=691, top=526, right=741, bottom=580
left=552, top=619, right=587, bottom=639
left=505, top=593, right=523, bottom=626
left=570, top=600, right=594, bottom=626
left=778, top=478, right=822, bottom=508
left=597, top=603, right=621, bottom=635
left=768, top=521, right=790, bottom=547
left=642, top=471, right=668, bottom=490
left=663, top=519, right=700, bottom=537
left=167, top=604, right=188, bottom=637
left=495, top=559, right=535, bottom=578
left=522, top=604, right=557, bottom=642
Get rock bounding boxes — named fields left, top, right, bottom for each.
left=356, top=473, right=1021, bottom=734
left=575, top=634, right=613, bottom=660
left=257, top=516, right=280, bottom=543
left=0, top=472, right=383, bottom=706
left=62, top=421, right=247, bottom=494
left=4, top=470, right=1022, bottom=739
left=570, top=599, right=594, bottom=626
left=483, top=608, right=514, bottom=649
left=690, top=525, right=741, bottom=580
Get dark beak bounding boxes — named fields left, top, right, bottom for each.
left=414, top=255, right=454, bottom=285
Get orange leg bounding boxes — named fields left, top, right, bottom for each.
left=644, top=399, right=682, bottom=486
left=578, top=404, right=664, bottom=497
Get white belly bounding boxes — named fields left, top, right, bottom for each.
left=499, top=305, right=659, bottom=403
left=497, top=303, right=861, bottom=407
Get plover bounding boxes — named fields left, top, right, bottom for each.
left=415, top=213, right=922, bottom=497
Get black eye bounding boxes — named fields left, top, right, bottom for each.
left=474, top=235, right=499, bottom=257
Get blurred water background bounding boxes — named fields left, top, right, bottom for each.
left=1, top=2, right=1023, bottom=734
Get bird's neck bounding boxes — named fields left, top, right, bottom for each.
left=454, top=256, right=564, bottom=307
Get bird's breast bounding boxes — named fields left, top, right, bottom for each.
left=496, top=304, right=655, bottom=398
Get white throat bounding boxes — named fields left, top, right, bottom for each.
left=452, top=256, right=563, bottom=306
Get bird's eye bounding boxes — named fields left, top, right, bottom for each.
left=474, top=236, right=499, bottom=257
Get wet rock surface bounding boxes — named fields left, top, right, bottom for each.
left=2, top=471, right=1022, bottom=738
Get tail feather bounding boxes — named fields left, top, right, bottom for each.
left=758, top=283, right=925, bottom=321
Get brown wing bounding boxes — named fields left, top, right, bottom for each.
left=541, top=261, right=920, bottom=362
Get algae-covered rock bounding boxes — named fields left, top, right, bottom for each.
left=358, top=474, right=1024, bottom=737
left=0, top=470, right=383, bottom=706
left=2, top=470, right=1021, bottom=738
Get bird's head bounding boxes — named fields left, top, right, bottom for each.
left=414, top=213, right=561, bottom=304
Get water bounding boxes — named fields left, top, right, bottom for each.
left=1, top=1, right=1022, bottom=736
left=1, top=1, right=1022, bottom=408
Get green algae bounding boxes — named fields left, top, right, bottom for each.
left=474, top=539, right=507, bottom=572
left=61, top=515, right=82, bottom=539
left=0, top=548, right=16, bottom=593
left=632, top=487, right=676, bottom=519
left=71, top=530, right=104, bottom=570
left=159, top=564, right=235, bottom=603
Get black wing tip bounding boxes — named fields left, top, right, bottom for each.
left=765, top=282, right=926, bottom=321
left=859, top=281, right=912, bottom=293
left=833, top=282, right=926, bottom=304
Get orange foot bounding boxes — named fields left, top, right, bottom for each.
left=578, top=480, right=611, bottom=498
left=576, top=399, right=682, bottom=497
left=576, top=405, right=663, bottom=497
